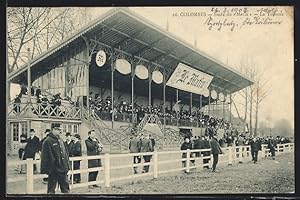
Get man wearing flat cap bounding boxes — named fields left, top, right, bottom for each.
left=23, top=129, right=40, bottom=173
left=41, top=125, right=70, bottom=194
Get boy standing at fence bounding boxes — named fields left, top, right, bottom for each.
left=85, top=130, right=103, bottom=188
left=40, top=126, right=70, bottom=194
left=129, top=135, right=141, bottom=174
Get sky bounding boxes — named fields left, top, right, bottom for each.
left=9, top=6, right=294, bottom=128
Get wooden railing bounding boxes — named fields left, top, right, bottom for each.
left=8, top=102, right=81, bottom=120
left=6, top=143, right=294, bottom=194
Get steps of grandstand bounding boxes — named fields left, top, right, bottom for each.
left=137, top=114, right=163, bottom=132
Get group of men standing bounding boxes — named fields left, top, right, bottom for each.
left=181, top=130, right=223, bottom=173
left=17, top=126, right=101, bottom=194
left=128, top=134, right=155, bottom=174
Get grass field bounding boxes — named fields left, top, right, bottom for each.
left=7, top=151, right=294, bottom=194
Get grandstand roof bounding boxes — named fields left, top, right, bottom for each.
left=8, top=7, right=254, bottom=94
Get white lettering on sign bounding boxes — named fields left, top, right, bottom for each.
left=96, top=50, right=106, bottom=67
left=166, top=63, right=213, bottom=95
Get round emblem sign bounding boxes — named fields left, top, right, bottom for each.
left=95, top=50, right=106, bottom=67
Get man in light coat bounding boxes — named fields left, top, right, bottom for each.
left=129, top=135, right=141, bottom=174
left=140, top=134, right=153, bottom=173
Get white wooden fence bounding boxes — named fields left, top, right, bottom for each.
left=7, top=143, right=294, bottom=194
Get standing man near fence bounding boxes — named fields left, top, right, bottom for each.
left=40, top=126, right=70, bottom=194
left=85, top=130, right=103, bottom=188
left=209, top=130, right=223, bottom=172
left=129, top=134, right=141, bottom=174
left=202, top=135, right=211, bottom=169
left=72, top=134, right=82, bottom=183
left=180, top=137, right=192, bottom=173
left=23, top=129, right=40, bottom=173
left=267, top=136, right=276, bottom=160
left=140, top=134, right=153, bottom=173
left=250, top=137, right=262, bottom=164
left=40, top=129, right=50, bottom=184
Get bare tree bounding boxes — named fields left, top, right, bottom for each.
left=253, top=70, right=271, bottom=136
left=231, top=56, right=269, bottom=136
left=7, top=7, right=94, bottom=73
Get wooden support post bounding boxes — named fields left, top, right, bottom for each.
left=176, top=89, right=179, bottom=127
left=163, top=71, right=166, bottom=136
left=26, top=158, right=34, bottom=194
left=104, top=153, right=110, bottom=188
left=153, top=151, right=158, bottom=179
left=186, top=149, right=190, bottom=173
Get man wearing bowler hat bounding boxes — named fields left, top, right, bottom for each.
left=23, top=128, right=40, bottom=173
left=41, top=125, right=70, bottom=194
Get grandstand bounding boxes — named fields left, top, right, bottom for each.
left=7, top=8, right=254, bottom=155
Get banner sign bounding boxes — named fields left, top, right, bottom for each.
left=166, top=63, right=213, bottom=95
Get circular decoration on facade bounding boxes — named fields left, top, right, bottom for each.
left=219, top=92, right=225, bottom=102
left=152, top=70, right=163, bottom=84
left=211, top=90, right=217, bottom=100
left=115, top=59, right=131, bottom=75
left=135, top=65, right=148, bottom=80
left=95, top=50, right=106, bottom=67
left=224, top=94, right=231, bottom=103
left=202, top=88, right=209, bottom=97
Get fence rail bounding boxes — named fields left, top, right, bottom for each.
left=7, top=143, right=294, bottom=194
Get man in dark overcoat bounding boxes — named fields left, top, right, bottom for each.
left=72, top=134, right=82, bottom=183
left=267, top=136, right=276, bottom=160
left=40, top=126, right=70, bottom=194
left=129, top=135, right=141, bottom=174
left=140, top=134, right=153, bottom=173
left=85, top=130, right=102, bottom=188
left=40, top=129, right=50, bottom=183
left=210, top=132, right=223, bottom=172
left=23, top=129, right=40, bottom=172
left=202, top=135, right=211, bottom=169
left=250, top=137, right=262, bottom=164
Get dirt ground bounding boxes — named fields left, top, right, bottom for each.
left=71, top=152, right=294, bottom=194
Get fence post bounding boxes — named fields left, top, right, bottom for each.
left=26, top=158, right=34, bottom=194
left=238, top=146, right=243, bottom=163
left=276, top=144, right=280, bottom=154
left=228, top=147, right=232, bottom=165
left=186, top=149, right=190, bottom=173
left=153, top=151, right=158, bottom=179
left=104, top=153, right=110, bottom=188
